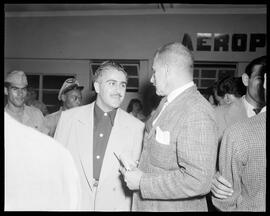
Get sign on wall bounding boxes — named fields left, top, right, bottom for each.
left=182, top=33, right=266, bottom=52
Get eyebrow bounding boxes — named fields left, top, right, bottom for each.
left=106, top=79, right=127, bottom=84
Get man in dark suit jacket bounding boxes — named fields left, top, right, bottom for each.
left=120, top=42, right=218, bottom=211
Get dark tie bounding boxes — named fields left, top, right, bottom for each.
left=145, top=96, right=167, bottom=132
left=253, top=108, right=262, bottom=115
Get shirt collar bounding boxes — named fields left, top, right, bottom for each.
left=260, top=106, right=266, bottom=113
left=94, top=103, right=117, bottom=126
left=167, top=81, right=194, bottom=103
left=242, top=95, right=257, bottom=118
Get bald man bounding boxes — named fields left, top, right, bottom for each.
left=121, top=42, right=218, bottom=211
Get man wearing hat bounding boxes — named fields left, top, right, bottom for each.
left=4, top=70, right=49, bottom=134
left=45, top=77, right=84, bottom=137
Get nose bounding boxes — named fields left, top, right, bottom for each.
left=150, top=74, right=154, bottom=84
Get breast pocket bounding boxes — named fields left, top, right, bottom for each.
left=149, top=139, right=176, bottom=170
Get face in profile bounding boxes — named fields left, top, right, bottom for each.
left=62, top=89, right=82, bottom=109
left=94, top=67, right=127, bottom=112
left=247, top=64, right=265, bottom=106
left=151, top=56, right=167, bottom=96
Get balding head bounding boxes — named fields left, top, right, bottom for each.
left=151, top=42, right=194, bottom=96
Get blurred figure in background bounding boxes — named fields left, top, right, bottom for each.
left=214, top=76, right=247, bottom=141
left=25, top=87, right=49, bottom=116
left=216, top=76, right=246, bottom=105
left=127, top=98, right=146, bottom=122
left=204, top=82, right=219, bottom=107
left=45, top=78, right=84, bottom=137
left=4, top=70, right=49, bottom=135
left=211, top=55, right=266, bottom=207
left=212, top=69, right=266, bottom=211
left=4, top=112, right=81, bottom=211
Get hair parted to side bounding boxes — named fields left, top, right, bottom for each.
left=154, top=42, right=194, bottom=73
left=93, top=60, right=128, bottom=83
left=245, top=55, right=266, bottom=77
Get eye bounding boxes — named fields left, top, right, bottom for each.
left=108, top=81, right=116, bottom=86
left=121, top=83, right=127, bottom=88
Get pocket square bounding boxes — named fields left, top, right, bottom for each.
left=155, top=126, right=170, bottom=145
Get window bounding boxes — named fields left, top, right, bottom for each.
left=90, top=60, right=140, bottom=92
left=26, top=74, right=76, bottom=114
left=193, top=62, right=237, bottom=95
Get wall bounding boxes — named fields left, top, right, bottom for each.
left=5, top=13, right=267, bottom=110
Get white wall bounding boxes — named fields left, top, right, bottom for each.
left=5, top=13, right=266, bottom=110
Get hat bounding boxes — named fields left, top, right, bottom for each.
left=5, top=70, right=28, bottom=88
left=58, top=78, right=84, bottom=101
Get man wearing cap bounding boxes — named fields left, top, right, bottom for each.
left=45, top=78, right=84, bottom=137
left=4, top=70, right=49, bottom=135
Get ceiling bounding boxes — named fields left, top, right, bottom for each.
left=5, top=3, right=266, bottom=12
left=4, top=4, right=266, bottom=16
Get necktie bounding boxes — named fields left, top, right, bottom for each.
left=253, top=108, right=262, bottom=115
left=145, top=96, right=167, bottom=132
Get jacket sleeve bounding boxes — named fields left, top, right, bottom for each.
left=140, top=110, right=218, bottom=199
left=212, top=126, right=243, bottom=211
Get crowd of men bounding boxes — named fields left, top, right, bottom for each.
left=4, top=42, right=266, bottom=211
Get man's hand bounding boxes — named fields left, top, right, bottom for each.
left=211, top=172, right=234, bottom=199
left=119, top=166, right=143, bottom=191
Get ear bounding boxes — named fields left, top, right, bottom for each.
left=4, top=87, right=8, bottom=95
left=242, top=73, right=249, bottom=87
left=61, top=94, right=66, bottom=102
left=94, top=82, right=100, bottom=93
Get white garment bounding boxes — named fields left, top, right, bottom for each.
left=153, top=81, right=194, bottom=125
left=242, top=95, right=257, bottom=118
left=4, top=112, right=81, bottom=211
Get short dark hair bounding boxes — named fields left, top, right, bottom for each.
left=216, top=76, right=246, bottom=98
left=245, top=55, right=266, bottom=77
left=93, top=60, right=127, bottom=83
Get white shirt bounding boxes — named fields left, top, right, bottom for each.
left=242, top=95, right=258, bottom=118
left=260, top=106, right=266, bottom=113
left=153, top=81, right=194, bottom=125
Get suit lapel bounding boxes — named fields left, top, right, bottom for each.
left=76, top=103, right=95, bottom=191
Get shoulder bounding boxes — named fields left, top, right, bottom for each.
left=118, top=108, right=145, bottom=129
left=61, top=103, right=92, bottom=120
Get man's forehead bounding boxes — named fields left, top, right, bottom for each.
left=101, top=68, right=127, bottom=82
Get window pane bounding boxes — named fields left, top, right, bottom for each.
left=194, top=69, right=199, bottom=78
left=201, top=69, right=216, bottom=78
left=201, top=79, right=216, bottom=88
left=43, top=91, right=61, bottom=108
left=123, top=65, right=138, bottom=76
left=43, top=75, right=74, bottom=89
left=127, top=78, right=139, bottom=88
left=26, top=75, right=39, bottom=88
left=218, top=70, right=235, bottom=80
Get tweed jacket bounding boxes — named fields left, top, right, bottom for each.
left=212, top=111, right=266, bottom=211
left=132, top=86, right=218, bottom=211
left=214, top=98, right=248, bottom=142
left=54, top=102, right=144, bottom=211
